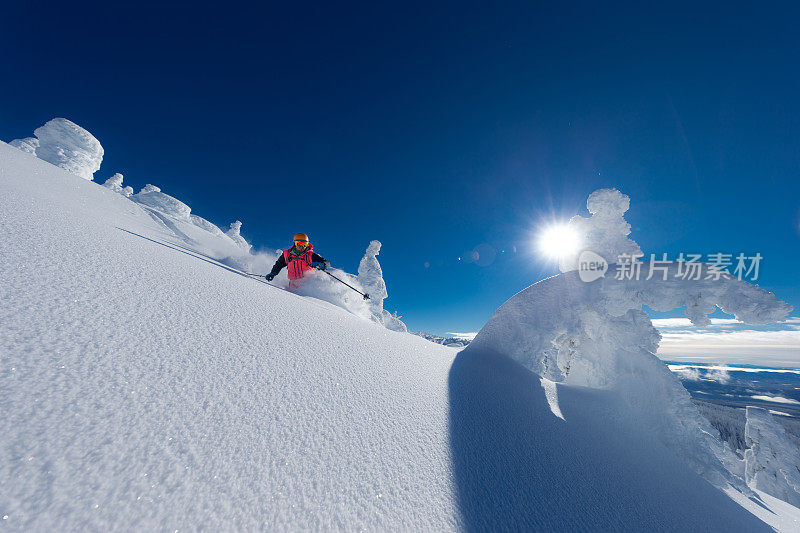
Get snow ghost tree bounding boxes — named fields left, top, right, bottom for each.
left=226, top=221, right=251, bottom=253
left=358, top=240, right=407, bottom=332
left=132, top=184, right=191, bottom=221
left=9, top=137, right=39, bottom=155
left=358, top=241, right=388, bottom=302
left=468, top=187, right=793, bottom=497
left=559, top=188, right=642, bottom=272
left=102, top=173, right=133, bottom=197
left=31, top=118, right=104, bottom=181
left=744, top=407, right=800, bottom=507
left=103, top=173, right=124, bottom=190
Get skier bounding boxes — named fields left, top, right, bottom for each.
left=266, top=233, right=328, bottom=288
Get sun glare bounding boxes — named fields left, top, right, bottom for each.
left=538, top=224, right=581, bottom=259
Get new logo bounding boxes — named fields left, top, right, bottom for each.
left=578, top=250, right=608, bottom=282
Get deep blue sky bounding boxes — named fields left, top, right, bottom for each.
left=2, top=1, right=799, bottom=335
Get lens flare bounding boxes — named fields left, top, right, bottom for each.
left=538, top=224, right=581, bottom=259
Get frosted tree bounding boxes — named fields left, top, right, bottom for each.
left=102, top=173, right=133, bottom=197
left=226, top=221, right=252, bottom=253
left=693, top=401, right=747, bottom=454
left=559, top=188, right=642, bottom=272
left=358, top=240, right=406, bottom=332
left=469, top=188, right=792, bottom=496
left=358, top=241, right=388, bottom=303
left=744, top=407, right=800, bottom=506
left=103, top=172, right=123, bottom=190
left=32, top=118, right=104, bottom=180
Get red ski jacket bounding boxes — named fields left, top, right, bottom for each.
left=269, top=244, right=326, bottom=280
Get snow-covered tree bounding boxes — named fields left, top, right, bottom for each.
left=357, top=240, right=406, bottom=332
left=226, top=221, right=251, bottom=253
left=744, top=407, right=800, bottom=506
left=103, top=172, right=123, bottom=190
left=31, top=118, right=104, bottom=181
left=693, top=401, right=747, bottom=455
left=469, top=188, right=793, bottom=495
left=102, top=173, right=133, bottom=197
left=559, top=188, right=643, bottom=272
left=358, top=240, right=388, bottom=302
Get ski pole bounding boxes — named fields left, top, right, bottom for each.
left=245, top=269, right=369, bottom=301
left=321, top=269, right=370, bottom=300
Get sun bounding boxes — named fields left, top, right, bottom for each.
left=537, top=224, right=581, bottom=259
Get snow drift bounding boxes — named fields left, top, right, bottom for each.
left=132, top=184, right=192, bottom=222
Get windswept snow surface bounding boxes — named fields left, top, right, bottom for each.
left=132, top=184, right=192, bottom=222
left=0, top=142, right=794, bottom=530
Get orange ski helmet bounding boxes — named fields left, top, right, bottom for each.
left=293, top=232, right=309, bottom=244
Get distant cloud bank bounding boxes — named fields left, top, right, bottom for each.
left=653, top=317, right=800, bottom=368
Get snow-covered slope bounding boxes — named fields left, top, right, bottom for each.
left=0, top=142, right=458, bottom=529
left=0, top=142, right=795, bottom=530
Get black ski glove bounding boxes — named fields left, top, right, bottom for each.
left=266, top=273, right=276, bottom=281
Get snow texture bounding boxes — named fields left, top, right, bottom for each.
left=8, top=137, right=39, bottom=155
left=0, top=144, right=794, bottom=530
left=32, top=118, right=104, bottom=180
left=559, top=188, right=643, bottom=272
left=745, top=407, right=800, bottom=507
left=358, top=240, right=407, bottom=332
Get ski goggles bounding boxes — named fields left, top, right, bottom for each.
left=294, top=240, right=309, bottom=247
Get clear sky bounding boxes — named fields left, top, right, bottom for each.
left=2, top=1, right=799, bottom=337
